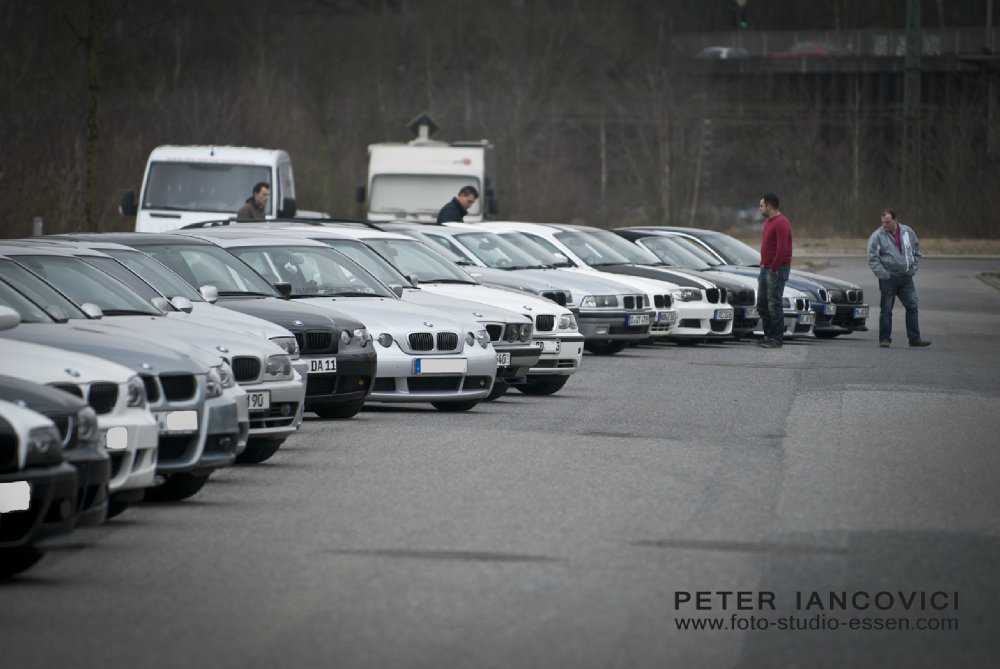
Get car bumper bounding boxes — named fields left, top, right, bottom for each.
left=63, top=448, right=111, bottom=528
left=302, top=350, right=377, bottom=411
left=668, top=304, right=735, bottom=338
left=154, top=393, right=241, bottom=475
left=524, top=334, right=584, bottom=378
left=753, top=309, right=816, bottom=338
left=826, top=303, right=871, bottom=332
left=575, top=309, right=656, bottom=341
left=243, top=377, right=305, bottom=441
left=0, top=462, right=78, bottom=551
left=649, top=309, right=679, bottom=336
left=368, top=346, right=495, bottom=403
left=493, top=342, right=543, bottom=382
left=101, top=408, right=159, bottom=494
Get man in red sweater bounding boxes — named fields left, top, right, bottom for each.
left=757, top=192, right=793, bottom=348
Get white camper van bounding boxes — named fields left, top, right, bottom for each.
left=121, top=145, right=297, bottom=233
left=359, top=114, right=497, bottom=223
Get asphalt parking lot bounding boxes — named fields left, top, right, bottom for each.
left=2, top=256, right=999, bottom=669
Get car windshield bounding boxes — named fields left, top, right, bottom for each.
left=0, top=277, right=58, bottom=323
left=9, top=255, right=162, bottom=316
left=0, top=259, right=88, bottom=320
left=78, top=256, right=165, bottom=303
left=102, top=249, right=204, bottom=301
left=137, top=243, right=279, bottom=296
left=669, top=236, right=726, bottom=266
left=453, top=231, right=545, bottom=269
left=636, top=236, right=712, bottom=269
left=227, top=245, right=395, bottom=298
left=143, top=162, right=272, bottom=214
left=494, top=232, right=568, bottom=267
left=370, top=175, right=481, bottom=216
left=553, top=230, right=631, bottom=266
left=404, top=231, right=477, bottom=264
left=701, top=233, right=760, bottom=265
left=576, top=229, right=662, bottom=265
left=317, top=238, right=413, bottom=288
left=363, top=238, right=477, bottom=284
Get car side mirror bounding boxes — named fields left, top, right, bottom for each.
left=120, top=189, right=137, bottom=216
left=274, top=282, right=293, bottom=298
left=277, top=197, right=297, bottom=219
left=405, top=274, right=419, bottom=286
left=170, top=296, right=194, bottom=314
left=389, top=284, right=404, bottom=298
left=79, top=303, right=103, bottom=319
left=150, top=296, right=172, bottom=313
left=199, top=285, right=219, bottom=304
left=0, top=305, right=21, bottom=331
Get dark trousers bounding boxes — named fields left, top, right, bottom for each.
left=878, top=274, right=921, bottom=343
left=757, top=266, right=790, bottom=343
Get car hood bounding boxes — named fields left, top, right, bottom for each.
left=94, top=315, right=286, bottom=359
left=416, top=283, right=571, bottom=319
left=290, top=296, right=483, bottom=338
left=214, top=296, right=366, bottom=333
left=400, top=289, right=530, bottom=325
left=0, top=339, right=136, bottom=385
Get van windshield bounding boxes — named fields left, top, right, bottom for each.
left=370, top=175, right=481, bottom=216
left=143, top=162, right=272, bottom=214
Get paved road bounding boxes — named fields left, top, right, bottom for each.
left=3, top=257, right=999, bottom=669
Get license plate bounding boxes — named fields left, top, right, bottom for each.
left=162, top=410, right=198, bottom=432
left=534, top=339, right=561, bottom=353
left=822, top=304, right=836, bottom=315
left=0, top=481, right=31, bottom=513
left=308, top=357, right=337, bottom=373
left=106, top=426, right=128, bottom=451
left=742, top=307, right=759, bottom=319
left=414, top=358, right=468, bottom=374
left=496, top=352, right=511, bottom=367
left=627, top=313, right=650, bottom=326
left=798, top=313, right=815, bottom=324
left=247, top=391, right=271, bottom=411
left=853, top=307, right=869, bottom=318
left=657, top=311, right=677, bottom=323
left=714, top=308, right=734, bottom=320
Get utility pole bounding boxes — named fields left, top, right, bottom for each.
left=902, top=0, right=922, bottom=204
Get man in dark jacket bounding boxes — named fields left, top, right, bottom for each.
left=237, top=182, right=270, bottom=220
left=436, top=186, right=479, bottom=223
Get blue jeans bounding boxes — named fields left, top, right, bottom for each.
left=878, top=274, right=921, bottom=343
left=757, top=266, right=789, bottom=343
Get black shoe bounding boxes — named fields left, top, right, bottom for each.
left=760, top=339, right=782, bottom=349
left=879, top=340, right=890, bottom=348
left=909, top=339, right=931, bottom=347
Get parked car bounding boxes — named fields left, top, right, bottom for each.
left=66, top=233, right=378, bottom=419
left=696, top=46, right=749, bottom=59
left=774, top=41, right=847, bottom=58
left=175, top=230, right=499, bottom=412
left=0, top=393, right=78, bottom=578
left=0, top=274, right=240, bottom=503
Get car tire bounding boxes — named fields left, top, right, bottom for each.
left=431, top=400, right=480, bottom=412
left=106, top=498, right=130, bottom=519
left=485, top=378, right=509, bottom=401
left=584, top=340, right=628, bottom=355
left=236, top=438, right=284, bottom=464
left=515, top=376, right=569, bottom=396
left=144, top=472, right=211, bottom=502
left=814, top=331, right=841, bottom=339
left=0, top=548, right=44, bottom=578
left=313, top=400, right=365, bottom=419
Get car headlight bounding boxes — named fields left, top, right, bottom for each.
left=670, top=288, right=701, bottom=302
left=465, top=331, right=476, bottom=346
left=351, top=328, right=369, bottom=347
left=518, top=323, right=533, bottom=342
left=558, top=313, right=578, bottom=331
left=76, top=406, right=99, bottom=446
left=580, top=294, right=618, bottom=308
left=266, top=354, right=293, bottom=377
left=476, top=329, right=490, bottom=348
left=217, top=361, right=236, bottom=388
left=205, top=367, right=224, bottom=398
left=126, top=375, right=146, bottom=408
left=270, top=336, right=300, bottom=359
left=377, top=332, right=394, bottom=348
left=26, top=425, right=63, bottom=466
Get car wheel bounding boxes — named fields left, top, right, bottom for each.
left=431, top=400, right=480, bottom=412
left=0, top=548, right=44, bottom=578
left=313, top=400, right=365, bottom=419
left=236, top=438, right=284, bottom=464
left=485, top=378, right=509, bottom=401
left=814, top=331, right=841, bottom=339
left=584, top=340, right=628, bottom=355
left=515, top=376, right=569, bottom=396
left=144, top=472, right=211, bottom=502
left=106, top=498, right=130, bottom=519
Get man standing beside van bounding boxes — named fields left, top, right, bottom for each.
left=437, top=186, right=479, bottom=223
left=237, top=182, right=270, bottom=220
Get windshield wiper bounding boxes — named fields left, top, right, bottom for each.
left=102, top=309, right=161, bottom=316
left=218, top=290, right=274, bottom=297
left=424, top=278, right=476, bottom=284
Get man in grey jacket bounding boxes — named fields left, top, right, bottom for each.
left=867, top=208, right=931, bottom=348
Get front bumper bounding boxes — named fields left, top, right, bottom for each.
left=154, top=391, right=240, bottom=476
left=825, top=303, right=871, bottom=333
left=301, top=349, right=377, bottom=411
left=493, top=342, right=543, bottom=383
left=243, top=376, right=305, bottom=442
left=753, top=309, right=816, bottom=338
left=63, top=448, right=110, bottom=528
left=101, top=407, right=158, bottom=494
left=524, top=334, right=584, bottom=378
left=0, top=462, right=78, bottom=552
left=668, top=303, right=735, bottom=339
left=574, top=308, right=656, bottom=341
left=368, top=345, right=495, bottom=404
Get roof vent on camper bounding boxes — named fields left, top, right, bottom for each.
left=406, top=113, right=446, bottom=146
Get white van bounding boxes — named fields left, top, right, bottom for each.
left=358, top=114, right=498, bottom=223
left=121, top=145, right=297, bottom=233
